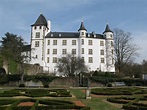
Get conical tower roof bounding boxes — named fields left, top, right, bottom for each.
left=103, top=24, right=113, bottom=33
left=78, top=21, right=87, bottom=31
left=32, top=14, right=47, bottom=27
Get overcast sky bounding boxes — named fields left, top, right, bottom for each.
left=0, top=0, right=147, bottom=63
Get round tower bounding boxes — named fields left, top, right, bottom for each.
left=78, top=21, right=87, bottom=38
left=103, top=24, right=115, bottom=73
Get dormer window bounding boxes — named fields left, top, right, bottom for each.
left=51, top=34, right=53, bottom=37
left=59, top=34, right=61, bottom=37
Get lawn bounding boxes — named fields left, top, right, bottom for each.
left=70, top=89, right=120, bottom=110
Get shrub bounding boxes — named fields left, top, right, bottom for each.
left=18, top=84, right=25, bottom=87
left=107, top=83, right=112, bottom=87
left=43, top=84, right=49, bottom=88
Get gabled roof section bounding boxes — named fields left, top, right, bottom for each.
left=103, top=24, right=113, bottom=33
left=78, top=21, right=87, bottom=31
left=31, top=14, right=47, bottom=27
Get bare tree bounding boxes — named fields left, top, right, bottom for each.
left=113, top=29, right=140, bottom=72
left=56, top=54, right=88, bottom=77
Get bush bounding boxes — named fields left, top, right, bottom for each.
left=18, top=84, right=25, bottom=87
left=43, top=84, right=49, bottom=88
left=107, top=83, right=112, bottom=87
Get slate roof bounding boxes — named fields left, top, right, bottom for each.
left=31, top=14, right=47, bottom=27
left=78, top=21, right=87, bottom=31
left=103, top=24, right=113, bottom=33
left=45, top=32, right=104, bottom=39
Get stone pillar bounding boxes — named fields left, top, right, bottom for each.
left=85, top=88, right=91, bottom=99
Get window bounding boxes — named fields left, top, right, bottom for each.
left=53, top=49, right=57, bottom=54
left=112, top=49, right=114, bottom=54
left=100, top=50, right=104, bottom=55
left=82, top=57, right=84, bottom=62
left=72, top=40, right=76, bottom=45
left=100, top=41, right=104, bottom=46
left=111, top=41, right=114, bottom=46
left=47, top=57, right=49, bottom=63
left=88, top=49, right=93, bottom=55
left=110, top=34, right=113, bottom=38
left=36, top=32, right=40, bottom=38
left=34, top=26, right=37, bottom=30
left=101, top=58, right=105, bottom=63
left=53, top=40, right=57, bottom=45
left=82, top=48, right=84, bottom=54
left=62, top=40, right=67, bottom=45
left=39, top=26, right=42, bottom=29
left=81, top=39, right=84, bottom=45
left=35, top=55, right=38, bottom=58
left=47, top=49, right=50, bottom=54
left=47, top=40, right=50, bottom=45
left=53, top=57, right=57, bottom=63
left=72, top=49, right=76, bottom=55
left=88, top=57, right=93, bottom=63
left=35, top=41, right=39, bottom=47
left=112, top=58, right=114, bottom=64
left=88, top=40, right=93, bottom=45
left=62, top=49, right=67, bottom=55
left=82, top=32, right=84, bottom=35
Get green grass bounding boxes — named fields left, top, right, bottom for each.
left=70, top=89, right=120, bottom=110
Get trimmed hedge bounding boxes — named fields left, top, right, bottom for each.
left=91, top=87, right=147, bottom=95
left=0, top=99, right=90, bottom=110
left=0, top=89, right=72, bottom=97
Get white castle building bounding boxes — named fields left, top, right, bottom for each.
left=29, top=14, right=115, bottom=74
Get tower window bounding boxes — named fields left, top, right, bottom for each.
left=72, top=40, right=76, bottom=45
left=47, top=57, right=49, bottom=63
left=35, top=32, right=40, bottom=38
left=62, top=40, right=67, bottom=45
left=82, top=57, right=84, bottom=62
left=110, top=34, right=113, bottom=38
left=88, top=40, right=93, bottom=45
left=40, top=26, right=42, bottom=29
left=53, top=40, right=57, bottom=45
left=34, top=26, right=37, bottom=30
left=35, top=41, right=39, bottom=47
left=101, top=58, right=105, bottom=63
left=111, top=41, right=114, bottom=46
left=81, top=32, right=84, bottom=35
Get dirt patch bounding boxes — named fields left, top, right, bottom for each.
left=18, top=102, right=34, bottom=106
left=73, top=100, right=86, bottom=107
